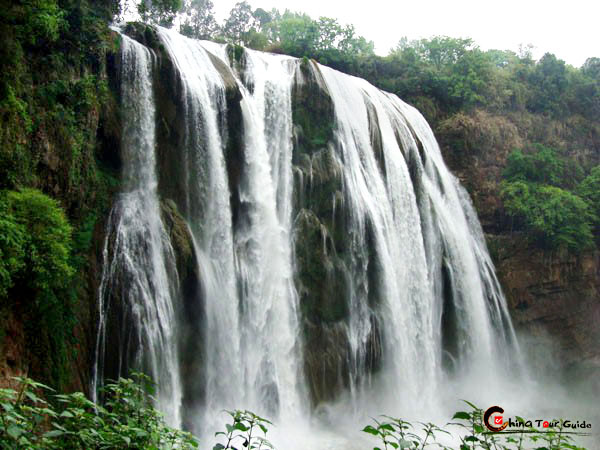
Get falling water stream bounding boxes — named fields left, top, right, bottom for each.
left=93, top=34, right=182, bottom=427
left=92, top=27, right=585, bottom=449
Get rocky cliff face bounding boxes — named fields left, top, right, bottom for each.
left=0, top=28, right=122, bottom=393
left=436, top=108, right=600, bottom=386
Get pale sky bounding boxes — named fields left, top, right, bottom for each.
left=213, top=0, right=599, bottom=67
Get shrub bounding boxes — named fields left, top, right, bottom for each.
left=501, top=145, right=595, bottom=252
left=3, top=189, right=73, bottom=296
left=0, top=374, right=198, bottom=449
left=503, top=145, right=566, bottom=187
left=0, top=200, right=26, bottom=299
left=577, top=165, right=600, bottom=236
left=213, top=410, right=274, bottom=450
left=502, top=182, right=594, bottom=251
left=363, top=400, right=587, bottom=450
left=0, top=188, right=74, bottom=386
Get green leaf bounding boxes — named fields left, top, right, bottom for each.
left=7, top=425, right=24, bottom=439
left=44, top=430, right=64, bottom=438
left=1, top=402, right=14, bottom=412
left=362, top=425, right=380, bottom=435
left=452, top=411, right=471, bottom=420
left=461, top=399, right=478, bottom=409
left=213, top=444, right=226, bottom=450
left=234, top=421, right=249, bottom=432
left=380, top=423, right=395, bottom=432
left=24, top=391, right=44, bottom=403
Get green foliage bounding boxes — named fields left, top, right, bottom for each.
left=0, top=189, right=76, bottom=386
left=1, top=0, right=66, bottom=47
left=3, top=189, right=73, bottom=295
left=504, top=145, right=566, bottom=187
left=0, top=201, right=26, bottom=299
left=373, top=36, right=493, bottom=113
left=363, top=400, right=587, bottom=450
left=0, top=0, right=113, bottom=196
left=222, top=1, right=256, bottom=44
left=0, top=0, right=120, bottom=386
left=577, top=166, right=600, bottom=237
left=213, top=410, right=273, bottom=450
left=180, top=0, right=218, bottom=40
left=0, top=374, right=198, bottom=449
left=362, top=416, right=450, bottom=449
left=174, top=2, right=598, bottom=123
left=138, top=0, right=182, bottom=27
left=262, top=11, right=374, bottom=66
left=500, top=145, right=595, bottom=251
left=527, top=53, right=568, bottom=116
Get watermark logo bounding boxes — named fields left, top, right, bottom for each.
left=483, top=406, right=592, bottom=436
left=484, top=405, right=508, bottom=432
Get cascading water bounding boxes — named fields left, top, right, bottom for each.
left=156, top=29, right=244, bottom=432
left=230, top=47, right=306, bottom=419
left=153, top=28, right=306, bottom=434
left=93, top=33, right=183, bottom=427
left=95, top=26, right=526, bottom=448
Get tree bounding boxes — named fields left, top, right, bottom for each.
left=180, top=0, right=217, bottom=39
left=526, top=53, right=568, bottom=115
left=273, top=12, right=317, bottom=56
left=222, top=1, right=257, bottom=44
left=581, top=57, right=600, bottom=80
left=137, top=0, right=182, bottom=27
left=413, top=36, right=475, bottom=70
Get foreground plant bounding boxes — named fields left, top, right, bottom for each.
left=0, top=373, right=197, bottom=449
left=213, top=409, right=274, bottom=450
left=362, top=416, right=450, bottom=449
left=363, top=400, right=588, bottom=450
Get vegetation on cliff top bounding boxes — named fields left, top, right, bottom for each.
left=146, top=0, right=599, bottom=253
left=142, top=1, right=600, bottom=124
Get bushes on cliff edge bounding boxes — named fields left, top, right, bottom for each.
left=501, top=146, right=597, bottom=252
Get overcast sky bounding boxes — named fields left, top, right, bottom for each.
left=212, top=0, right=599, bottom=67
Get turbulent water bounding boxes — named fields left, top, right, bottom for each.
left=94, top=27, right=534, bottom=448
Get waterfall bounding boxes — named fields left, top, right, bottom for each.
left=93, top=33, right=183, bottom=427
left=95, top=26, right=523, bottom=448
left=230, top=47, right=306, bottom=419
left=156, top=29, right=244, bottom=433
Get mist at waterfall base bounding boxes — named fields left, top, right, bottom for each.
left=94, top=27, right=598, bottom=449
